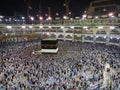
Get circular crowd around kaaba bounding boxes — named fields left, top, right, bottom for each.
left=0, top=40, right=120, bottom=90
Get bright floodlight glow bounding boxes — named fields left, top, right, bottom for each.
left=0, top=19, right=2, bottom=21
left=46, top=18, right=48, bottom=21
left=98, top=26, right=103, bottom=29
left=63, top=16, right=67, bottom=19
left=110, top=37, right=113, bottom=39
left=104, top=36, right=106, bottom=38
left=95, top=16, right=98, bottom=19
left=48, top=16, right=52, bottom=20
left=82, top=14, right=87, bottom=19
left=39, top=16, right=43, bottom=20
left=46, top=33, right=50, bottom=36
left=69, top=12, right=71, bottom=15
left=71, top=26, right=74, bottom=29
left=5, top=33, right=8, bottom=36
left=56, top=13, right=59, bottom=16
left=103, top=9, right=106, bottom=11
left=30, top=17, right=34, bottom=21
left=21, top=26, right=26, bottom=29
left=111, top=15, right=115, bottom=18
left=117, top=38, right=119, bottom=39
left=0, top=16, right=3, bottom=18
left=39, top=26, right=43, bottom=28
left=21, top=17, right=25, bottom=20
left=49, top=26, right=51, bottom=28
left=110, top=26, right=115, bottom=29
left=61, top=26, right=64, bottom=29
left=108, top=12, right=114, bottom=17
left=6, top=26, right=12, bottom=29
left=5, top=19, right=8, bottom=22
left=9, top=18, right=12, bottom=21
left=70, top=18, right=73, bottom=20
left=45, top=14, right=48, bottom=16
left=83, top=26, right=88, bottom=29
left=29, top=26, right=33, bottom=28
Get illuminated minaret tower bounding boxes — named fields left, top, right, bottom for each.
left=39, top=0, right=42, bottom=16
left=65, top=0, right=70, bottom=17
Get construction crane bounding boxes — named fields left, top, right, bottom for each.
left=65, top=0, right=70, bottom=17
left=24, top=0, right=32, bottom=16
left=39, top=0, right=42, bottom=16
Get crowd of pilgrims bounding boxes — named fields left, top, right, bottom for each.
left=0, top=40, right=119, bottom=90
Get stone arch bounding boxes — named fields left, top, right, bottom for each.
left=84, top=36, right=94, bottom=40
left=65, top=34, right=72, bottom=39
left=110, top=29, right=120, bottom=34
left=96, top=29, right=106, bottom=34
left=50, top=34, right=56, bottom=38
left=58, top=34, right=64, bottom=38
left=41, top=33, right=50, bottom=39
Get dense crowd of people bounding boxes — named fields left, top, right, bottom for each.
left=0, top=40, right=119, bottom=90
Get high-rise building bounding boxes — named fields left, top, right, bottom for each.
left=88, top=0, right=120, bottom=16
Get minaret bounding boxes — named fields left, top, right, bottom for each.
left=39, top=0, right=42, bottom=16
left=87, top=2, right=94, bottom=15
left=65, top=0, right=70, bottom=17
left=24, top=0, right=32, bottom=16
left=48, top=7, right=51, bottom=17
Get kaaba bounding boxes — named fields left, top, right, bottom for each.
left=41, top=39, right=58, bottom=53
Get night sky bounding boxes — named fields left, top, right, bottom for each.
left=0, top=0, right=92, bottom=17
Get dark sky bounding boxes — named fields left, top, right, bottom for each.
left=0, top=0, right=92, bottom=17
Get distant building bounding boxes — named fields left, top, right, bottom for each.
left=87, top=0, right=120, bottom=16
